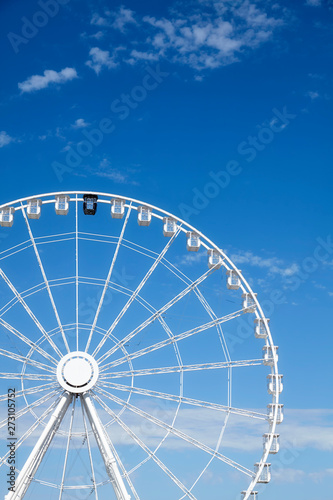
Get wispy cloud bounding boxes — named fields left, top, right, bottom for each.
left=305, top=0, right=322, bottom=6
left=87, top=2, right=285, bottom=73
left=91, top=6, right=137, bottom=31
left=71, top=118, right=89, bottom=129
left=306, top=90, right=320, bottom=100
left=0, top=131, right=14, bottom=148
left=230, top=250, right=299, bottom=277
left=86, top=47, right=118, bottom=74
left=85, top=158, right=140, bottom=185
left=18, top=67, right=78, bottom=93
left=112, top=6, right=137, bottom=31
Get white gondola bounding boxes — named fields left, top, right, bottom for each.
left=137, top=205, right=152, bottom=226
left=27, top=199, right=42, bottom=219
left=263, top=433, right=280, bottom=454
left=267, top=403, right=284, bottom=424
left=254, top=463, right=271, bottom=483
left=0, top=207, right=14, bottom=227
left=254, top=318, right=269, bottom=339
left=163, top=217, right=177, bottom=237
left=241, top=492, right=258, bottom=499
left=263, top=345, right=278, bottom=366
left=186, top=231, right=200, bottom=252
left=226, top=269, right=241, bottom=290
left=208, top=249, right=222, bottom=269
left=111, top=198, right=125, bottom=219
left=242, top=293, right=257, bottom=312
left=55, top=195, right=70, bottom=215
left=267, top=374, right=283, bottom=395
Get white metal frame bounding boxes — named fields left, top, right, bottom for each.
left=0, top=191, right=282, bottom=500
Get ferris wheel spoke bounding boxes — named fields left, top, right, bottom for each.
left=0, top=347, right=56, bottom=374
left=59, top=397, right=76, bottom=500
left=85, top=204, right=133, bottom=353
left=179, top=414, right=230, bottom=500
left=0, top=372, right=55, bottom=381
left=21, top=204, right=70, bottom=354
left=75, top=195, right=79, bottom=350
left=0, top=382, right=58, bottom=402
left=0, top=388, right=61, bottom=430
left=92, top=393, right=197, bottom=500
left=97, top=266, right=219, bottom=365
left=0, top=394, right=62, bottom=468
left=93, top=226, right=182, bottom=359
left=0, top=316, right=58, bottom=366
left=194, top=288, right=231, bottom=361
left=100, top=358, right=263, bottom=380
left=100, top=307, right=249, bottom=372
left=95, top=381, right=266, bottom=421
left=96, top=388, right=254, bottom=478
left=0, top=268, right=63, bottom=358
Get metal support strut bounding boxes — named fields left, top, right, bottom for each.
left=5, top=392, right=72, bottom=500
left=82, top=393, right=131, bottom=500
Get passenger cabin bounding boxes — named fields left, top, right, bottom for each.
left=263, top=433, right=280, bottom=454
left=111, top=198, right=125, bottom=219
left=27, top=199, right=42, bottom=219
left=226, top=269, right=241, bottom=290
left=254, top=463, right=271, bottom=483
left=0, top=207, right=14, bottom=227
left=267, top=403, right=284, bottom=424
left=83, top=194, right=98, bottom=215
left=263, top=345, right=278, bottom=366
left=267, top=374, right=283, bottom=395
left=241, top=492, right=258, bottom=499
left=208, top=249, right=222, bottom=269
left=254, top=318, right=269, bottom=339
left=163, top=217, right=177, bottom=237
left=137, top=206, right=152, bottom=226
left=186, top=232, right=200, bottom=252
left=55, top=195, right=70, bottom=215
left=242, top=293, right=257, bottom=312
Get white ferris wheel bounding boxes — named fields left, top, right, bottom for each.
left=0, top=191, right=283, bottom=500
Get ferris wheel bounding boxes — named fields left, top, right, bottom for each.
left=0, top=191, right=283, bottom=500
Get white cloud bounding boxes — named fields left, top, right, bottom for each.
left=91, top=13, right=109, bottom=26
left=306, top=90, right=320, bottom=100
left=72, top=118, right=89, bottom=129
left=306, top=0, right=322, bottom=5
left=177, top=250, right=207, bottom=266
left=0, top=131, right=14, bottom=148
left=273, top=468, right=306, bottom=483
left=230, top=251, right=299, bottom=277
left=86, top=47, right=118, bottom=74
left=89, top=158, right=139, bottom=185
left=89, top=1, right=285, bottom=72
left=90, top=7, right=137, bottom=31
left=18, top=67, right=78, bottom=93
left=112, top=6, right=137, bottom=31
left=139, top=1, right=284, bottom=70
left=309, top=469, right=333, bottom=482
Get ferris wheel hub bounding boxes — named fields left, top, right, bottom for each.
left=56, top=351, right=99, bottom=393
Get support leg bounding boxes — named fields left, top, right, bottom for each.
left=5, top=392, right=72, bottom=500
left=82, top=393, right=131, bottom=500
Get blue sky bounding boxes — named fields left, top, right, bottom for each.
left=0, top=0, right=333, bottom=498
